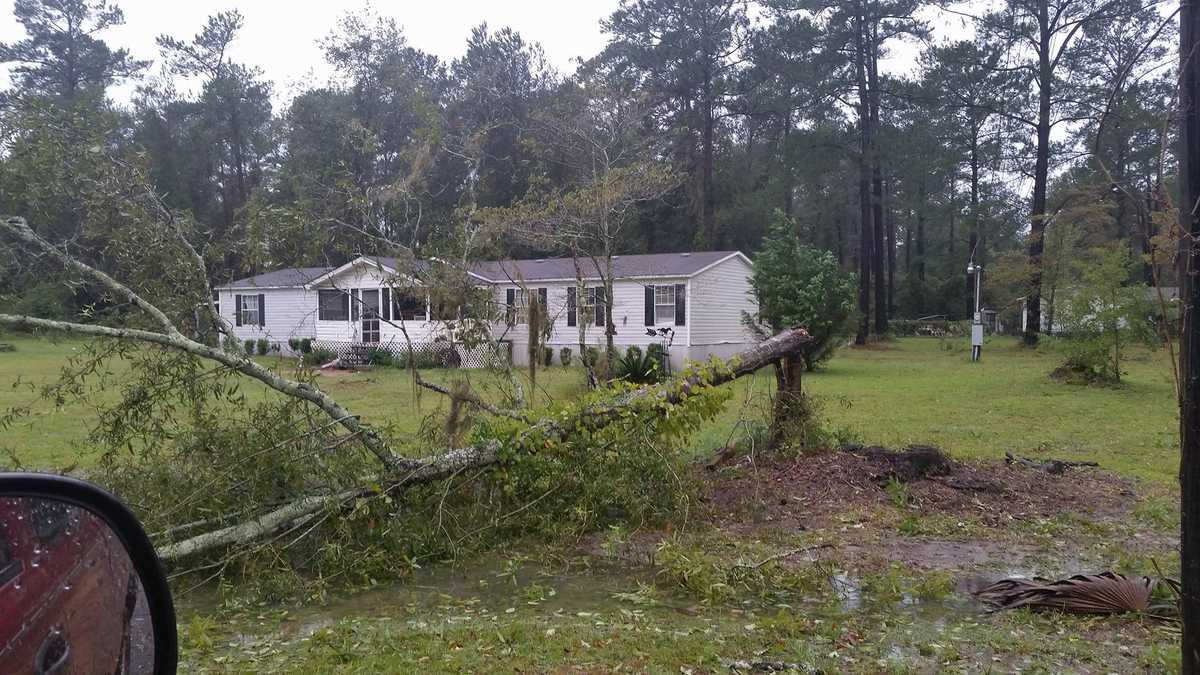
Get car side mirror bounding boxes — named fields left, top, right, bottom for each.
left=0, top=472, right=177, bottom=674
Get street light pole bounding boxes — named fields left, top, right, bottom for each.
left=967, top=261, right=983, bottom=362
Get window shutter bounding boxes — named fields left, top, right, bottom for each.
left=258, top=294, right=266, bottom=327
left=381, top=288, right=391, bottom=321
left=505, top=288, right=515, bottom=326
left=594, top=288, right=605, bottom=326
left=644, top=285, right=655, bottom=325
left=234, top=294, right=242, bottom=327
left=566, top=287, right=577, bottom=327
left=674, top=284, right=686, bottom=326
left=351, top=289, right=360, bottom=321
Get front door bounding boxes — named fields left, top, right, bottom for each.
left=361, top=289, right=380, bottom=343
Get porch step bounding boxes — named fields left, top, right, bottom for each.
left=341, top=343, right=373, bottom=367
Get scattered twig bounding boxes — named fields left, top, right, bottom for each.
left=734, top=543, right=834, bottom=570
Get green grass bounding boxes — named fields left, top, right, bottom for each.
left=805, top=337, right=1179, bottom=484
left=0, top=334, right=1180, bottom=484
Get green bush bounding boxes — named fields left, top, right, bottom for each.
left=542, top=346, right=554, bottom=367
left=298, top=338, right=313, bottom=354
left=302, top=348, right=336, bottom=367
left=559, top=347, right=573, bottom=367
left=222, top=335, right=242, bottom=354
left=255, top=339, right=270, bottom=356
left=396, top=347, right=441, bottom=369
left=244, top=338, right=256, bottom=354
left=749, top=212, right=857, bottom=370
left=613, top=345, right=661, bottom=385
left=1052, top=244, right=1154, bottom=385
left=287, top=338, right=300, bottom=352
left=0, top=281, right=76, bottom=322
left=367, top=348, right=394, bottom=367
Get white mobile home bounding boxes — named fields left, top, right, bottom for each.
left=215, top=251, right=759, bottom=369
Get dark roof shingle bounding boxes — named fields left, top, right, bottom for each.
left=218, top=252, right=744, bottom=289
left=468, top=251, right=741, bottom=282
left=219, top=266, right=332, bottom=289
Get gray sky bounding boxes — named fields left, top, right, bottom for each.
left=0, top=0, right=624, bottom=100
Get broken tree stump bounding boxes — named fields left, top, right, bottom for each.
left=1005, top=452, right=1099, bottom=475
left=843, top=444, right=955, bottom=483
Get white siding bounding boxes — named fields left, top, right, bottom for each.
left=216, top=254, right=757, bottom=367
left=312, top=262, right=446, bottom=345
left=494, top=277, right=691, bottom=366
left=217, top=287, right=316, bottom=353
left=687, top=254, right=757, bottom=348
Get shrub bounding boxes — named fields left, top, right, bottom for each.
left=559, top=347, right=573, bottom=367
left=395, top=347, right=442, bottom=369
left=613, top=345, right=661, bottom=385
left=302, top=348, right=336, bottom=367
left=0, top=281, right=76, bottom=322
left=1053, top=244, right=1154, bottom=385
left=222, top=335, right=242, bottom=354
left=749, top=212, right=856, bottom=370
left=287, top=338, right=300, bottom=352
left=255, top=339, right=270, bottom=356
left=542, top=346, right=554, bottom=367
left=367, top=348, right=394, bottom=367
left=244, top=338, right=256, bottom=354
left=298, top=338, right=313, bottom=354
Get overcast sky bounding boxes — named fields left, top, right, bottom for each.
left=0, top=0, right=626, bottom=100
left=0, top=0, right=977, bottom=104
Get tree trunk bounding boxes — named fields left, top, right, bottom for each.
left=1024, top=0, right=1053, bottom=347
left=854, top=11, right=873, bottom=345
left=917, top=178, right=927, bottom=285
left=701, top=84, right=717, bottom=247
left=868, top=22, right=887, bottom=334
left=885, top=180, right=896, bottom=317
left=783, top=107, right=794, bottom=218
left=1178, top=0, right=1200, bottom=669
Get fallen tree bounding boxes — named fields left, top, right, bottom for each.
left=156, top=328, right=812, bottom=561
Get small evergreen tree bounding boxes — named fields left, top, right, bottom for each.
left=749, top=213, right=857, bottom=370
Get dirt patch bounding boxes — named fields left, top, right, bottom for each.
left=700, top=447, right=1138, bottom=533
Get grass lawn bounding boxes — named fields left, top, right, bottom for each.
left=0, top=334, right=1180, bottom=484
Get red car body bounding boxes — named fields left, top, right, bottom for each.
left=0, top=497, right=135, bottom=674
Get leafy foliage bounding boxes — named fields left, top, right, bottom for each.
left=613, top=345, right=662, bottom=385
left=1053, top=244, right=1154, bottom=384
left=749, top=213, right=857, bottom=369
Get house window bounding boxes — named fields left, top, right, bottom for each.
left=318, top=289, right=350, bottom=321
left=586, top=287, right=606, bottom=326
left=512, top=289, right=531, bottom=325
left=654, top=285, right=676, bottom=323
left=239, top=295, right=260, bottom=326
left=392, top=291, right=428, bottom=321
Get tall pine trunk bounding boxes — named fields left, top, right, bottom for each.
left=1023, top=0, right=1053, bottom=347
left=868, top=28, right=887, bottom=334
left=1178, top=0, right=1200, bottom=670
left=854, top=10, right=873, bottom=345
